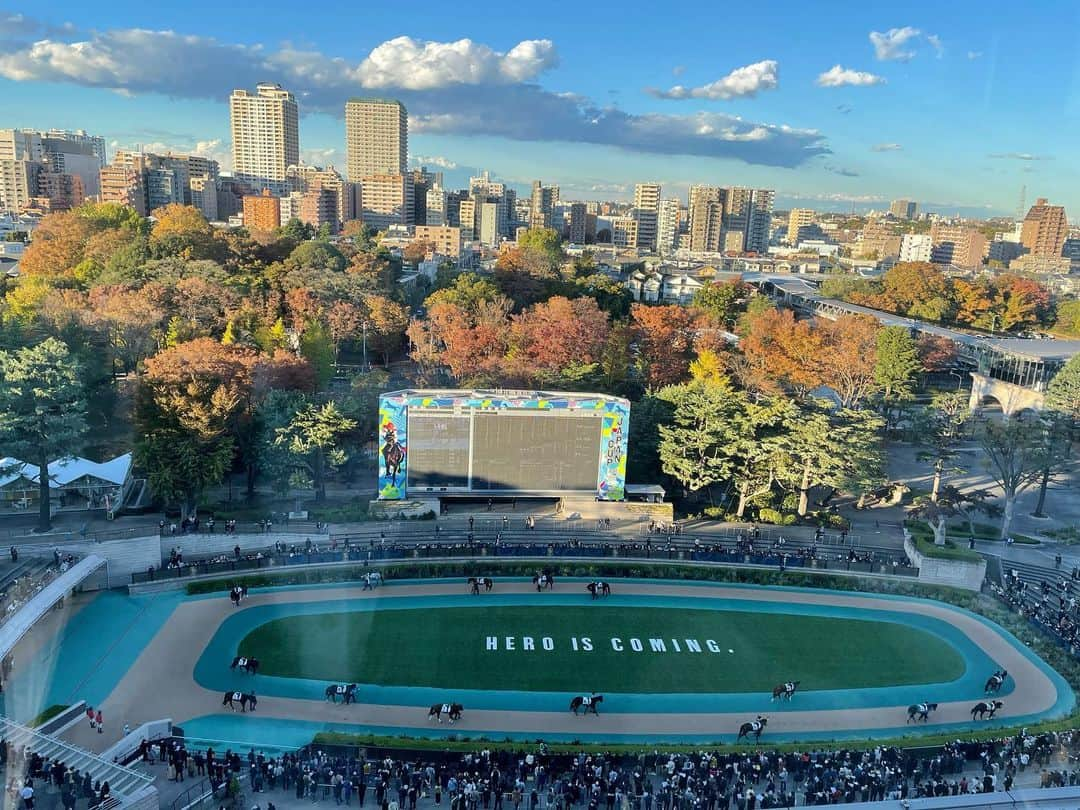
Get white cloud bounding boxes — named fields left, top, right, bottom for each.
left=671, top=65, right=686, bottom=77
left=871, top=143, right=902, bottom=151
left=351, top=36, right=557, bottom=89
left=816, top=65, right=886, bottom=87
left=987, top=152, right=1052, bottom=161
left=927, top=34, right=944, bottom=57
left=646, top=60, right=778, bottom=100
left=0, top=18, right=831, bottom=169
left=412, top=154, right=458, bottom=170
left=967, top=51, right=983, bottom=60
left=870, top=27, right=921, bottom=61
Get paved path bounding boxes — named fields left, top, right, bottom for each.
left=59, top=581, right=1071, bottom=751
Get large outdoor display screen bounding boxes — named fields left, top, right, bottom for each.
left=470, top=411, right=601, bottom=491
left=377, top=390, right=630, bottom=500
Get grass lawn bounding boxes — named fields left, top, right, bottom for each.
left=238, top=606, right=965, bottom=693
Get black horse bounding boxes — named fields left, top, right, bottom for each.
left=586, top=582, right=611, bottom=599
left=569, top=694, right=603, bottom=715
left=468, top=577, right=494, bottom=595
left=428, top=702, right=463, bottom=723
left=222, top=691, right=257, bottom=712
left=736, top=716, right=768, bottom=742
left=984, top=669, right=1008, bottom=694
left=229, top=656, right=259, bottom=674
left=382, top=426, right=405, bottom=487
left=971, top=700, right=1003, bottom=720
left=532, top=571, right=555, bottom=591
left=907, top=702, right=938, bottom=723
left=771, top=681, right=800, bottom=701
left=325, top=683, right=358, bottom=704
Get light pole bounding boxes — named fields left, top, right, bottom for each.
left=362, top=320, right=369, bottom=370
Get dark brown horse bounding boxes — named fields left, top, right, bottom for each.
left=382, top=426, right=405, bottom=486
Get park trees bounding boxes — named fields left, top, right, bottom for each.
left=977, top=416, right=1061, bottom=538
left=874, top=326, right=921, bottom=405
left=0, top=339, right=88, bottom=532
left=914, top=392, right=971, bottom=503
left=631, top=304, right=700, bottom=388
left=272, top=401, right=357, bottom=502
left=877, top=262, right=955, bottom=323
left=655, top=375, right=751, bottom=500
left=909, top=485, right=995, bottom=546
left=134, top=339, right=256, bottom=516
left=737, top=307, right=821, bottom=397
left=816, top=315, right=881, bottom=408
left=692, top=279, right=750, bottom=327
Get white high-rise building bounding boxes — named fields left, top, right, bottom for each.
left=656, top=198, right=681, bottom=254
left=230, top=83, right=299, bottom=194
left=345, top=98, right=408, bottom=183
left=426, top=185, right=448, bottom=226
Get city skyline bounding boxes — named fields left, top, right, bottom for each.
left=1, top=4, right=1077, bottom=216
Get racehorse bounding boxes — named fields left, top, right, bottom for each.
left=907, top=702, right=938, bottom=723
left=468, top=577, right=493, bottom=595
left=984, top=669, right=1008, bottom=694
left=381, top=425, right=405, bottom=487
left=971, top=700, right=1003, bottom=720
left=222, top=691, right=257, bottom=712
left=427, top=702, right=463, bottom=723
left=771, top=681, right=800, bottom=701
left=569, top=694, right=603, bottom=715
left=229, top=656, right=259, bottom=674
left=532, top=571, right=555, bottom=591
left=736, top=716, right=768, bottom=742
left=586, top=582, right=611, bottom=599
left=325, top=684, right=358, bottom=704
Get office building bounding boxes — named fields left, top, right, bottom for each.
left=899, top=233, right=933, bottom=263
left=1020, top=198, right=1068, bottom=257
left=478, top=201, right=503, bottom=247
left=930, top=223, right=987, bottom=269
left=345, top=98, right=407, bottom=183
left=230, top=83, right=299, bottom=194
left=243, top=189, right=281, bottom=232
left=656, top=198, right=681, bottom=254
left=889, top=199, right=918, bottom=220
left=529, top=181, right=558, bottom=229
left=787, top=208, right=815, bottom=244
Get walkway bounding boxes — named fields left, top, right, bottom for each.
left=0, top=554, right=105, bottom=659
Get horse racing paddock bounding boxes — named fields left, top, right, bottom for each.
left=8, top=577, right=1074, bottom=751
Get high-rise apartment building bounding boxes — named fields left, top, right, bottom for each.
left=99, top=164, right=147, bottom=214
left=230, top=83, right=299, bottom=194
left=345, top=99, right=407, bottom=182
left=1020, top=198, right=1068, bottom=257
left=100, top=150, right=215, bottom=217
left=359, top=173, right=413, bottom=231
left=529, top=181, right=558, bottom=229
left=633, top=182, right=661, bottom=212
left=287, top=164, right=346, bottom=229
left=425, top=185, right=447, bottom=226
left=568, top=202, right=589, bottom=244
left=656, top=198, right=681, bottom=254
left=889, top=199, right=918, bottom=220
left=409, top=167, right=440, bottom=227
left=458, top=198, right=477, bottom=241
left=859, top=221, right=902, bottom=259
left=721, top=187, right=753, bottom=253
left=930, top=223, right=987, bottom=269
left=746, top=189, right=774, bottom=254
left=787, top=208, right=815, bottom=244
left=688, top=185, right=724, bottom=252
left=413, top=225, right=463, bottom=258
left=243, top=189, right=282, bottom=232
left=0, top=130, right=92, bottom=212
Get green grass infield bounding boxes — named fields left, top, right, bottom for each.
left=238, top=605, right=964, bottom=693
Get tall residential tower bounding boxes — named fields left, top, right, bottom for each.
left=230, top=83, right=299, bottom=194
left=345, top=99, right=408, bottom=182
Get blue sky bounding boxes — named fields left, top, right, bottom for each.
left=2, top=2, right=1079, bottom=216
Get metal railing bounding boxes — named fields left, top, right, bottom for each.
left=132, top=533, right=917, bottom=584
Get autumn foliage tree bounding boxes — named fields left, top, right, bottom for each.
left=631, top=304, right=700, bottom=388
